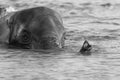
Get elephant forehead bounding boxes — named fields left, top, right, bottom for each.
left=29, top=18, right=55, bottom=32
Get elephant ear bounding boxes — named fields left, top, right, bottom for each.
left=6, top=12, right=16, bottom=31
left=0, top=6, right=16, bottom=44
left=79, top=40, right=92, bottom=55
left=0, top=18, right=10, bottom=43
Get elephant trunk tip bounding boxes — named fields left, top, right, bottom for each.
left=79, top=40, right=92, bottom=55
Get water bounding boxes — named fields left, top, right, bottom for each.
left=0, top=0, right=120, bottom=80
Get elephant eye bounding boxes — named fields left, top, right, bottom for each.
left=19, top=30, right=32, bottom=44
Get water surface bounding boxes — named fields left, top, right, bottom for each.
left=0, top=0, right=120, bottom=80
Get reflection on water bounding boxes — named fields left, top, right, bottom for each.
left=0, top=0, right=120, bottom=80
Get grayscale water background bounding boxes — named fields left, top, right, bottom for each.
left=0, top=0, right=120, bottom=80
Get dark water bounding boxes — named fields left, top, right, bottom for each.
left=0, top=0, right=120, bottom=80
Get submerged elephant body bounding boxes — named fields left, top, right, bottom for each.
left=7, top=7, right=65, bottom=49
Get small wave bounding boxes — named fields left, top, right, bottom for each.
left=100, top=3, right=111, bottom=8
left=90, top=21, right=120, bottom=25
left=102, top=29, right=120, bottom=33
left=86, top=35, right=117, bottom=41
left=9, top=0, right=18, bottom=2
left=68, top=34, right=118, bottom=41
